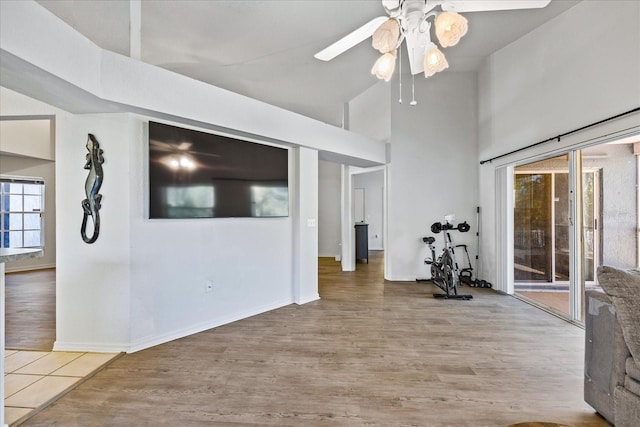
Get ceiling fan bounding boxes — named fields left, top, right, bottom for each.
left=315, top=0, right=552, bottom=81
left=150, top=140, right=220, bottom=172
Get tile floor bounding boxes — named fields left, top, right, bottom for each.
left=4, top=350, right=119, bottom=426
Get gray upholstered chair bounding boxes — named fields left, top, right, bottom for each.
left=584, top=267, right=640, bottom=427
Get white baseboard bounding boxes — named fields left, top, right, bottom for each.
left=295, top=294, right=320, bottom=305
left=385, top=275, right=423, bottom=282
left=127, top=298, right=293, bottom=353
left=318, top=252, right=340, bottom=258
left=54, top=298, right=301, bottom=354
left=53, top=341, right=126, bottom=353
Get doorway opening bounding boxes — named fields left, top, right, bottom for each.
left=317, top=161, right=386, bottom=299
left=1, top=118, right=57, bottom=351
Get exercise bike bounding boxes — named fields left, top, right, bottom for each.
left=417, top=219, right=473, bottom=300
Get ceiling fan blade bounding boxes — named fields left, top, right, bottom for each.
left=190, top=151, right=221, bottom=158
left=441, top=0, right=552, bottom=13
left=314, top=16, right=389, bottom=61
left=150, top=140, right=174, bottom=150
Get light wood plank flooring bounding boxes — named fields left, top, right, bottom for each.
left=5, top=269, right=55, bottom=351
left=19, top=253, right=608, bottom=426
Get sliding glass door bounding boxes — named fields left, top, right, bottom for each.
left=514, top=155, right=571, bottom=316
left=513, top=140, right=638, bottom=322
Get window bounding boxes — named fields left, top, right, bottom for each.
left=0, top=177, right=45, bottom=248
left=162, top=185, right=215, bottom=218
left=251, top=186, right=288, bottom=217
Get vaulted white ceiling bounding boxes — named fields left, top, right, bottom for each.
left=37, top=0, right=580, bottom=126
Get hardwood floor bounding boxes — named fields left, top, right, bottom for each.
left=5, top=269, right=55, bottom=351
left=20, top=253, right=608, bottom=426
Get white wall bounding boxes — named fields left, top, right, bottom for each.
left=128, top=117, right=298, bottom=350
left=387, top=72, right=478, bottom=281
left=0, top=155, right=56, bottom=271
left=55, top=113, right=133, bottom=351
left=477, top=0, right=640, bottom=290
left=129, top=215, right=294, bottom=350
left=0, top=119, right=54, bottom=160
left=52, top=112, right=307, bottom=352
left=349, top=82, right=391, bottom=143
left=0, top=87, right=67, bottom=117
left=1, top=88, right=323, bottom=352
left=318, top=160, right=341, bottom=258
left=353, top=170, right=384, bottom=250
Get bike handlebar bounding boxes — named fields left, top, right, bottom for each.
left=430, top=221, right=470, bottom=234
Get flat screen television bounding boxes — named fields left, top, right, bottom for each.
left=148, top=121, right=289, bottom=219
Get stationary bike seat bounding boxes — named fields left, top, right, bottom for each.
left=423, top=236, right=436, bottom=244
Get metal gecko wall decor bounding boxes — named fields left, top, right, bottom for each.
left=81, top=133, right=104, bottom=244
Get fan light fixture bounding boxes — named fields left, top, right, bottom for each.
left=370, top=10, right=467, bottom=83
left=165, top=154, right=197, bottom=171
left=435, top=11, right=468, bottom=47
left=423, top=42, right=448, bottom=78
left=371, top=50, right=397, bottom=82
left=372, top=18, right=400, bottom=54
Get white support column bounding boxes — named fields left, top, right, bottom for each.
left=340, top=165, right=355, bottom=271
left=383, top=165, right=390, bottom=279
left=292, top=147, right=319, bottom=304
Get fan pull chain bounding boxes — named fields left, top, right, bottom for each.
left=410, top=47, right=417, bottom=106
left=410, top=72, right=417, bottom=106
left=398, top=46, right=402, bottom=104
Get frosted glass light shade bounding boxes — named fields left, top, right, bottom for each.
left=372, top=19, right=400, bottom=54
left=435, top=11, right=468, bottom=48
left=371, top=51, right=397, bottom=82
left=423, top=43, right=448, bottom=78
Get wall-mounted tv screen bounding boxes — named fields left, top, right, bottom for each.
left=148, top=121, right=289, bottom=219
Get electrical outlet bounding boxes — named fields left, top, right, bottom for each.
left=205, top=280, right=213, bottom=293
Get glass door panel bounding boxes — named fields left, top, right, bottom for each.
left=514, top=173, right=552, bottom=281
left=581, top=142, right=638, bottom=281
left=514, top=155, right=570, bottom=316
